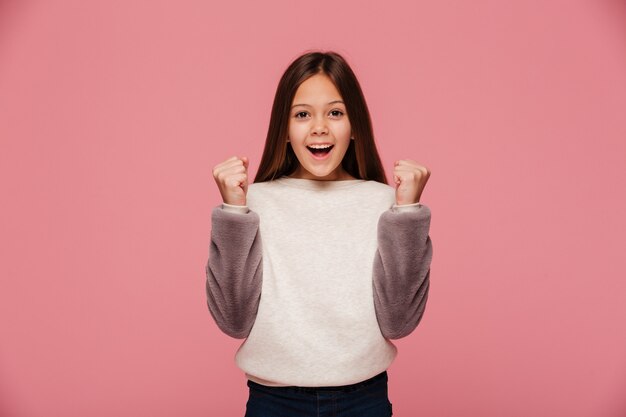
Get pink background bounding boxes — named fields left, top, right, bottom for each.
left=1, top=0, right=625, bottom=416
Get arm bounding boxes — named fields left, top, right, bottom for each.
left=205, top=204, right=263, bottom=339
left=372, top=203, right=433, bottom=339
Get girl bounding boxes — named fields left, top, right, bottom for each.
left=206, top=51, right=433, bottom=417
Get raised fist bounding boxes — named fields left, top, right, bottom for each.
left=212, top=156, right=249, bottom=206
left=393, top=159, right=431, bottom=205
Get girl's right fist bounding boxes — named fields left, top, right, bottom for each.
left=212, top=156, right=249, bottom=206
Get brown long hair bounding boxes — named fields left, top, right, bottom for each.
left=254, top=51, right=387, bottom=184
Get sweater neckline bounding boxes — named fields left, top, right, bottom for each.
left=274, top=176, right=367, bottom=191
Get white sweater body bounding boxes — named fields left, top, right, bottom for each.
left=235, top=177, right=398, bottom=387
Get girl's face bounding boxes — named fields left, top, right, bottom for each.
left=288, top=73, right=353, bottom=180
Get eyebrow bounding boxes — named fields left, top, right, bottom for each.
left=291, top=100, right=345, bottom=109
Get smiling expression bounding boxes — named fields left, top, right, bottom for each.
left=288, top=73, right=354, bottom=180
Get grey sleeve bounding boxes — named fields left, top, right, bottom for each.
left=205, top=206, right=263, bottom=339
left=372, top=204, right=433, bottom=339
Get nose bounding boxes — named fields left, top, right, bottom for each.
left=311, top=115, right=328, bottom=136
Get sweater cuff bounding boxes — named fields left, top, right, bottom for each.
left=391, top=202, right=424, bottom=213
left=221, top=203, right=250, bottom=214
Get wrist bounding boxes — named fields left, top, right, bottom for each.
left=223, top=195, right=246, bottom=206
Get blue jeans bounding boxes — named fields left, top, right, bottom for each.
left=244, top=371, right=393, bottom=417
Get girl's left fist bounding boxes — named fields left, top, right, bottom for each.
left=393, top=159, right=431, bottom=205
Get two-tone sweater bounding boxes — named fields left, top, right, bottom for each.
left=205, top=176, right=433, bottom=387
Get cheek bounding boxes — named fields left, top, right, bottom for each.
left=288, top=123, right=306, bottom=140
left=335, top=122, right=352, bottom=142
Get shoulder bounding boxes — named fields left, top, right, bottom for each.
left=248, top=180, right=280, bottom=196
left=359, top=180, right=394, bottom=193
left=357, top=180, right=395, bottom=198
left=348, top=180, right=396, bottom=210
left=247, top=180, right=286, bottom=209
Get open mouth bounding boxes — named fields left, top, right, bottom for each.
left=307, top=144, right=334, bottom=157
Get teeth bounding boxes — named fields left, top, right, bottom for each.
left=308, top=144, right=333, bottom=149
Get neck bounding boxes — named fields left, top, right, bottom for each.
left=289, top=167, right=356, bottom=181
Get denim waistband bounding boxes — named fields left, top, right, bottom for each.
left=247, top=371, right=387, bottom=394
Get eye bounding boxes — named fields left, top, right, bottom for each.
left=330, top=110, right=344, bottom=117
left=294, top=111, right=309, bottom=119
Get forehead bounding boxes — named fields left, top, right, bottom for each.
left=292, top=74, right=343, bottom=104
